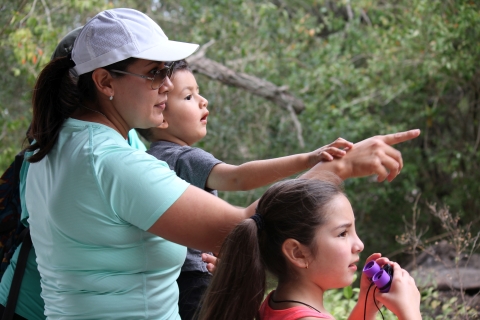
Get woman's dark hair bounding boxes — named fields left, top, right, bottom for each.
left=27, top=57, right=136, bottom=162
left=136, top=59, right=191, bottom=142
left=197, top=175, right=344, bottom=320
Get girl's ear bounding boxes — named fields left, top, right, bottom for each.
left=91, top=68, right=115, bottom=99
left=282, top=239, right=312, bottom=269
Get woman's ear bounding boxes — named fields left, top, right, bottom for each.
left=91, top=68, right=115, bottom=99
left=282, top=239, right=312, bottom=269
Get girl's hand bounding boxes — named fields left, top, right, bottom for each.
left=309, top=137, right=354, bottom=164
left=202, top=253, right=218, bottom=273
left=352, top=253, right=391, bottom=320
left=375, top=262, right=422, bottom=320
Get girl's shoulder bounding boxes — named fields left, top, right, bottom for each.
left=259, top=294, right=333, bottom=320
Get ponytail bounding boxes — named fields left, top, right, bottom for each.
left=27, top=56, right=79, bottom=162
left=197, top=219, right=266, bottom=320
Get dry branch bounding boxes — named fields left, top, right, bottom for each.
left=186, top=42, right=305, bottom=115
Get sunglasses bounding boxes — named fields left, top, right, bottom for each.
left=110, top=63, right=175, bottom=90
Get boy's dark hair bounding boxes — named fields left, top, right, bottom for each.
left=197, top=175, right=344, bottom=320
left=136, top=59, right=191, bottom=142
left=167, top=59, right=191, bottom=75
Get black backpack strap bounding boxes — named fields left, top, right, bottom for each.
left=12, top=153, right=23, bottom=187
left=2, top=228, right=31, bottom=320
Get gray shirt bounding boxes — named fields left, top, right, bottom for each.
left=147, top=140, right=222, bottom=272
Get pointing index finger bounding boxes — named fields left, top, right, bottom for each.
left=382, top=129, right=421, bottom=146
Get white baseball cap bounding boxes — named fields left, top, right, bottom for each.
left=72, top=8, right=199, bottom=75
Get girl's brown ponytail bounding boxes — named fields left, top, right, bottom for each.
left=197, top=218, right=266, bottom=320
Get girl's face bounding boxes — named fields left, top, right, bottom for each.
left=160, top=70, right=209, bottom=146
left=111, top=59, right=172, bottom=131
left=306, top=194, right=364, bottom=290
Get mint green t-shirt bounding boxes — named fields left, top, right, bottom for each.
left=25, top=119, right=189, bottom=319
left=0, top=129, right=146, bottom=320
left=127, top=129, right=147, bottom=152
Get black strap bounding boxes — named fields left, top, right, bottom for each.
left=12, top=153, right=24, bottom=187
left=2, top=229, right=31, bottom=320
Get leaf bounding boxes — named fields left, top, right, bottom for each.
left=343, top=286, right=353, bottom=299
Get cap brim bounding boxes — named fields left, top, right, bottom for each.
left=133, top=40, right=199, bottom=62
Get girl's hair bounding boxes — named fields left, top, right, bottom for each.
left=136, top=59, right=191, bottom=142
left=197, top=175, right=344, bottom=320
left=27, top=56, right=137, bottom=162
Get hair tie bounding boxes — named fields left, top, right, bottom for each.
left=67, top=53, right=76, bottom=68
left=250, top=212, right=264, bottom=232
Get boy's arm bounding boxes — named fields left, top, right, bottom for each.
left=207, top=155, right=309, bottom=191
left=206, top=138, right=352, bottom=191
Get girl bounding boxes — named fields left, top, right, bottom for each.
left=198, top=177, right=422, bottom=320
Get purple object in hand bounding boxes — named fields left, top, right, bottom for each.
left=362, top=261, right=393, bottom=293
left=363, top=261, right=381, bottom=280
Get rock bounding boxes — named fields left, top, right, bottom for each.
left=411, top=266, right=480, bottom=290
left=405, top=240, right=480, bottom=291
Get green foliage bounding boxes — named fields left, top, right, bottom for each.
left=0, top=0, right=112, bottom=168
left=323, top=286, right=397, bottom=320
left=0, top=0, right=478, bottom=270
left=420, top=287, right=479, bottom=320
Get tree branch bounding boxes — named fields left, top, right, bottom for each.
left=286, top=103, right=305, bottom=148
left=19, top=0, right=38, bottom=26
left=186, top=41, right=305, bottom=114
left=39, top=0, right=52, bottom=29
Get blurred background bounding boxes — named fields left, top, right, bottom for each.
left=1, top=1, right=479, bottom=317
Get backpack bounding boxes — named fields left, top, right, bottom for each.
left=0, top=152, right=25, bottom=280
left=0, top=151, right=32, bottom=320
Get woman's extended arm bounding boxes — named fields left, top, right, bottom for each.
left=149, top=129, right=420, bottom=253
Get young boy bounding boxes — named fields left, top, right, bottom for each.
left=136, top=60, right=353, bottom=320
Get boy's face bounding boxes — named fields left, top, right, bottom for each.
left=159, top=70, right=209, bottom=146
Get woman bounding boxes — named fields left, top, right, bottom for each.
left=26, top=8, right=419, bottom=319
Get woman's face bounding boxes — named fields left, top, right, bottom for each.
left=306, top=194, right=364, bottom=290
left=111, top=58, right=173, bottom=131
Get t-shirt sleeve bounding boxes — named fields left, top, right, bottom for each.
left=96, top=149, right=189, bottom=231
left=172, top=147, right=222, bottom=190
left=127, top=129, right=147, bottom=151
left=20, top=151, right=32, bottom=227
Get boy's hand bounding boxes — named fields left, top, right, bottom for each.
left=202, top=253, right=218, bottom=273
left=309, top=137, right=354, bottom=164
